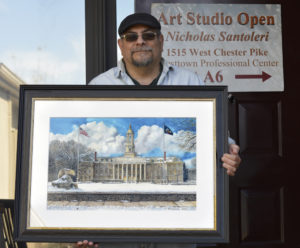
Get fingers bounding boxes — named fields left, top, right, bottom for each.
left=222, top=154, right=241, bottom=167
left=229, top=144, right=240, bottom=155
left=222, top=161, right=237, bottom=176
left=76, top=240, right=99, bottom=247
left=222, top=146, right=242, bottom=176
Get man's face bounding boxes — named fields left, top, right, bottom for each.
left=118, top=25, right=164, bottom=68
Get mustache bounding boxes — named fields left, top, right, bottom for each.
left=131, top=47, right=152, bottom=54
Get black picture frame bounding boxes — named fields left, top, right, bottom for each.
left=14, top=85, right=228, bottom=243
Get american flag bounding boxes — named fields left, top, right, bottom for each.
left=79, top=127, right=89, bottom=137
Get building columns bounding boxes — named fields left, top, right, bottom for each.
left=117, top=164, right=120, bottom=179
left=139, top=164, right=142, bottom=181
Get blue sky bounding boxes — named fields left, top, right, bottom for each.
left=0, top=1, right=84, bottom=53
left=49, top=117, right=196, bottom=162
left=0, top=0, right=134, bottom=84
left=50, top=117, right=196, bottom=137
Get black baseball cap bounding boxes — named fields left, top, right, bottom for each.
left=118, top=13, right=161, bottom=36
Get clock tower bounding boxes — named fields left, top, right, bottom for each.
left=124, top=124, right=136, bottom=157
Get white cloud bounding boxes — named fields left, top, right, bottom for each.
left=49, top=131, right=76, bottom=143
left=1, top=36, right=85, bottom=84
left=50, top=121, right=125, bottom=156
left=135, top=125, right=163, bottom=154
left=135, top=125, right=195, bottom=155
left=50, top=123, right=195, bottom=157
left=83, top=122, right=125, bottom=156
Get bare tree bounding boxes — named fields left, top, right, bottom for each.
left=176, top=130, right=196, bottom=152
left=165, top=118, right=196, bottom=152
left=48, top=140, right=95, bottom=181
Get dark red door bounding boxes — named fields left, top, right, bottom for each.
left=215, top=2, right=300, bottom=247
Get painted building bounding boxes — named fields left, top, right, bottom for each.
left=78, top=125, right=184, bottom=184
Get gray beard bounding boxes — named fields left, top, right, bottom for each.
left=131, top=47, right=153, bottom=67
left=132, top=57, right=153, bottom=67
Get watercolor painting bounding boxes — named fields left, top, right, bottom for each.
left=47, top=117, right=197, bottom=211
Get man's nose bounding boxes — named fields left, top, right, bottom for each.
left=136, top=34, right=146, bottom=44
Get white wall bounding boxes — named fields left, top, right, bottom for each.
left=0, top=89, right=19, bottom=199
left=0, top=90, right=11, bottom=198
left=0, top=64, right=23, bottom=199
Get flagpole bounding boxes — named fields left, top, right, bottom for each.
left=77, top=126, right=80, bottom=182
left=163, top=124, right=167, bottom=184
left=163, top=124, right=166, bottom=161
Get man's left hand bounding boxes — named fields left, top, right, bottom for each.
left=222, top=144, right=241, bottom=176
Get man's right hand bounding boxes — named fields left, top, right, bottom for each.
left=76, top=240, right=99, bottom=247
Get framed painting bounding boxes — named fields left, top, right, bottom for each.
left=14, top=85, right=229, bottom=243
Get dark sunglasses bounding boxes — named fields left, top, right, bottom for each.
left=120, top=32, right=159, bottom=42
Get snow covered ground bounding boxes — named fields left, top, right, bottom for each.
left=48, top=182, right=197, bottom=194
left=47, top=199, right=196, bottom=211
left=47, top=183, right=197, bottom=211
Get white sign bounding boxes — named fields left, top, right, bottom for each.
left=152, top=4, right=284, bottom=92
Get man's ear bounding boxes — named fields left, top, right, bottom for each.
left=117, top=38, right=123, bottom=50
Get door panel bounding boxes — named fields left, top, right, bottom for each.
left=238, top=100, right=282, bottom=156
left=240, top=187, right=284, bottom=243
left=217, top=93, right=287, bottom=248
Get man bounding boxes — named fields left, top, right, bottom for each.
left=77, top=13, right=241, bottom=248
left=89, top=13, right=203, bottom=86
